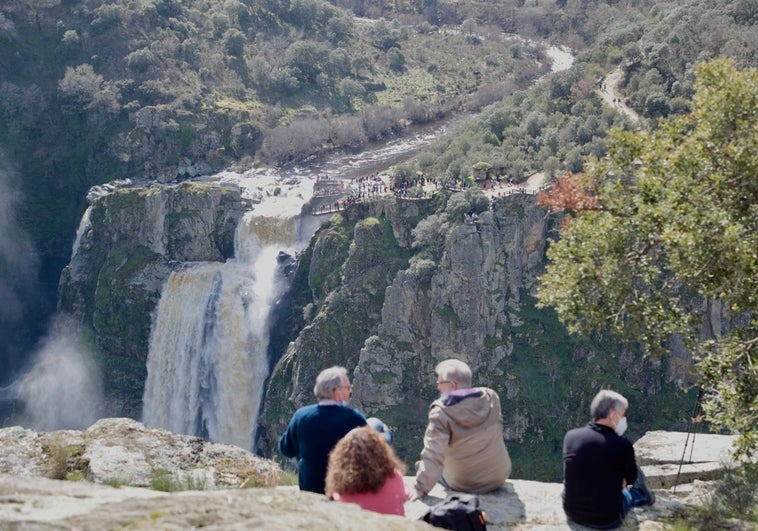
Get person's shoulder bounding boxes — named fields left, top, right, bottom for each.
left=345, top=407, right=366, bottom=421
left=427, top=399, right=445, bottom=421
left=292, top=403, right=320, bottom=418
left=564, top=423, right=593, bottom=439
left=564, top=424, right=586, bottom=436
left=320, top=404, right=365, bottom=421
left=615, top=433, right=634, bottom=449
left=479, top=387, right=500, bottom=401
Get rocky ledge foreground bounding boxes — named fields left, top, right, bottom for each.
left=0, top=419, right=742, bottom=530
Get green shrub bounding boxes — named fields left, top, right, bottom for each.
left=126, top=48, right=155, bottom=73
left=712, top=463, right=758, bottom=521
left=150, top=469, right=174, bottom=492
left=667, top=463, right=758, bottom=529
left=272, top=470, right=299, bottom=487
left=43, top=443, right=85, bottom=480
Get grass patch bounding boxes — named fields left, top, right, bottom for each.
left=272, top=470, right=299, bottom=487
left=149, top=469, right=209, bottom=492
left=43, top=443, right=85, bottom=480
left=66, top=470, right=86, bottom=481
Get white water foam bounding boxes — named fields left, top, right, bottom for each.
left=142, top=177, right=309, bottom=450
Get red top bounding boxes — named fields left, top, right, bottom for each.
left=332, top=471, right=407, bottom=516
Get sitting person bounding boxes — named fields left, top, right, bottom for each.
left=409, top=358, right=512, bottom=501
left=278, top=366, right=366, bottom=494
left=325, top=426, right=408, bottom=516
left=562, top=389, right=655, bottom=529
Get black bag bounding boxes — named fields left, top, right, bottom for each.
left=422, top=493, right=487, bottom=531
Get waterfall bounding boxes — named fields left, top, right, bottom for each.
left=142, top=212, right=300, bottom=450
left=71, top=205, right=92, bottom=259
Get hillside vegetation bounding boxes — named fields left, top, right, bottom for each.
left=391, top=0, right=756, bottom=184
left=0, top=0, right=544, bottom=271
left=1, top=0, right=754, bottom=289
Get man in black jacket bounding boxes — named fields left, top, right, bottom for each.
left=562, top=390, right=655, bottom=529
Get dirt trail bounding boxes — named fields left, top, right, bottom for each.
left=598, top=67, right=641, bottom=123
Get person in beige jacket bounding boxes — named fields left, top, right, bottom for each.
left=409, top=359, right=512, bottom=501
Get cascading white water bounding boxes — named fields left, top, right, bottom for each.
left=71, top=206, right=92, bottom=259
left=142, top=210, right=300, bottom=450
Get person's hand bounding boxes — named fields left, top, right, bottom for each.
left=407, top=489, right=423, bottom=502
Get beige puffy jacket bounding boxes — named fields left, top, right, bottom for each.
left=414, top=387, right=511, bottom=496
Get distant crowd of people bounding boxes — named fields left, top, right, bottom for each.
left=278, top=361, right=654, bottom=527
left=312, top=173, right=549, bottom=217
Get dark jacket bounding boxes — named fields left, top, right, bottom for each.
left=562, top=422, right=638, bottom=529
left=278, top=403, right=366, bottom=493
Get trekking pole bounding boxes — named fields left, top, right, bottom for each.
left=673, top=387, right=703, bottom=494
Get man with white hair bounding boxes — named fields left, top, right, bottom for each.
left=562, top=389, right=655, bottom=529
left=409, top=358, right=512, bottom=500
left=278, top=366, right=366, bottom=493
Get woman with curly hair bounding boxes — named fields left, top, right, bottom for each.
left=325, top=426, right=408, bottom=515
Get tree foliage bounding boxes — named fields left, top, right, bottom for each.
left=537, top=58, right=758, bottom=455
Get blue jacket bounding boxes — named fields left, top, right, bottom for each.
left=278, top=403, right=366, bottom=493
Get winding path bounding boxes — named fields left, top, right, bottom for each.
left=598, top=67, right=641, bottom=123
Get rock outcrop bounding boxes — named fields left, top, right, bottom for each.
left=0, top=420, right=742, bottom=529
left=0, top=418, right=279, bottom=489
left=57, top=182, right=246, bottom=418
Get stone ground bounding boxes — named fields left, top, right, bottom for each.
left=0, top=474, right=688, bottom=530
left=403, top=476, right=687, bottom=531
left=0, top=420, right=746, bottom=530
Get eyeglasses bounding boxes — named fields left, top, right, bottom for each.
left=436, top=380, right=451, bottom=385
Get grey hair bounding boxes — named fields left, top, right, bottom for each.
left=313, top=366, right=348, bottom=400
left=435, top=359, right=472, bottom=388
left=590, top=390, right=628, bottom=421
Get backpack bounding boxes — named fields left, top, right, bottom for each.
left=421, top=493, right=487, bottom=531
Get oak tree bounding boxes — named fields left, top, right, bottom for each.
left=537, top=59, right=758, bottom=455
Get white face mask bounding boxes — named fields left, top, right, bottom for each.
left=614, top=416, right=628, bottom=436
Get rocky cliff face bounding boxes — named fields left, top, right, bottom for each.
left=260, top=192, right=694, bottom=480
left=57, top=182, right=246, bottom=419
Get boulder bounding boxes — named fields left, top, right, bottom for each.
left=635, top=431, right=742, bottom=488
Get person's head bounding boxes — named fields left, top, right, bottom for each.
left=590, top=389, right=628, bottom=433
left=435, top=358, right=472, bottom=394
left=325, top=426, right=407, bottom=496
left=366, top=417, right=393, bottom=444
left=314, top=366, right=352, bottom=402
